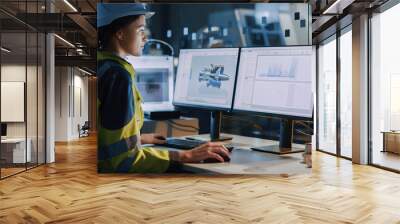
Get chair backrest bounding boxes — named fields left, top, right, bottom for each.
left=82, top=121, right=90, bottom=129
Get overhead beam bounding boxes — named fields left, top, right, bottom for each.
left=55, top=55, right=96, bottom=71
left=66, top=13, right=97, bottom=47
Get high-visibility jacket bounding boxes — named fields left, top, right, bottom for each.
left=97, top=51, right=171, bottom=173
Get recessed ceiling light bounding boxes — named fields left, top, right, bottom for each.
left=78, top=67, right=92, bottom=76
left=54, top=34, right=75, bottom=48
left=1, top=47, right=11, bottom=53
left=63, top=0, right=78, bottom=12
left=322, top=0, right=354, bottom=15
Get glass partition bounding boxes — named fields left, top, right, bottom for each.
left=317, top=35, right=337, bottom=155
left=38, top=31, right=45, bottom=165
left=0, top=0, right=46, bottom=179
left=1, top=30, right=28, bottom=178
left=339, top=26, right=352, bottom=158
left=370, top=3, right=400, bottom=171
left=27, top=30, right=38, bottom=169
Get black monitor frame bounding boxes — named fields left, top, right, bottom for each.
left=1, top=123, right=7, bottom=137
left=230, top=108, right=313, bottom=122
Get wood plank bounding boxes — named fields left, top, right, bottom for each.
left=0, top=134, right=400, bottom=223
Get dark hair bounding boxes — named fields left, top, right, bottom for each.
left=98, top=15, right=141, bottom=50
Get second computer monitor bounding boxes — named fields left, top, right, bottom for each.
left=127, top=56, right=174, bottom=112
left=173, top=48, right=240, bottom=111
left=233, top=46, right=314, bottom=119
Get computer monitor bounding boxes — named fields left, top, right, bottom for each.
left=174, top=48, right=240, bottom=141
left=233, top=46, right=314, bottom=154
left=174, top=48, right=240, bottom=111
left=127, top=56, right=174, bottom=112
left=1, top=123, right=7, bottom=138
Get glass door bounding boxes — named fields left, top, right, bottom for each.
left=1, top=31, right=28, bottom=178
left=339, top=26, right=352, bottom=159
left=0, top=0, right=47, bottom=179
left=370, top=3, right=400, bottom=172
left=317, top=35, right=337, bottom=155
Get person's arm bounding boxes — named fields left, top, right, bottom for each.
left=141, top=133, right=166, bottom=145
left=98, top=64, right=171, bottom=173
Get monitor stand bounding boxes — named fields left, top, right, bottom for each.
left=251, top=119, right=304, bottom=154
left=186, top=111, right=233, bottom=142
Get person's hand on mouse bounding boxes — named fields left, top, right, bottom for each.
left=141, top=133, right=166, bottom=145
left=177, top=142, right=230, bottom=163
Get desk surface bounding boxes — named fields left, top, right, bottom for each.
left=381, top=131, right=400, bottom=134
left=1, top=138, right=27, bottom=143
left=152, top=133, right=311, bottom=175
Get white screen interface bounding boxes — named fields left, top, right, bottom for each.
left=233, top=46, right=314, bottom=118
left=174, top=48, right=239, bottom=109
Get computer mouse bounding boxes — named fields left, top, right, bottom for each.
left=203, top=153, right=231, bottom=163
left=225, top=146, right=234, bottom=152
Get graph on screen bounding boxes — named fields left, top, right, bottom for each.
left=256, top=55, right=299, bottom=78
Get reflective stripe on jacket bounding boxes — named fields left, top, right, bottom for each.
left=97, top=51, right=170, bottom=173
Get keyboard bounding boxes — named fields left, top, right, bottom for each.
left=159, top=138, right=234, bottom=151
left=160, top=138, right=205, bottom=149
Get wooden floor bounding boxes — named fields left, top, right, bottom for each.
left=1, top=135, right=400, bottom=223
left=372, top=151, right=400, bottom=171
left=1, top=164, right=44, bottom=178
left=1, top=167, right=26, bottom=178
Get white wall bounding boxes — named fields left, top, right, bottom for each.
left=71, top=72, right=89, bottom=139
left=54, top=67, right=89, bottom=141
left=1, top=65, right=26, bottom=131
left=1, top=65, right=39, bottom=138
left=55, top=66, right=69, bottom=141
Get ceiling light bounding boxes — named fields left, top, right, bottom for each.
left=323, top=0, right=341, bottom=14
left=78, top=67, right=92, bottom=76
left=54, top=34, right=75, bottom=48
left=323, top=0, right=355, bottom=15
left=1, top=47, right=11, bottom=53
left=63, top=0, right=78, bottom=12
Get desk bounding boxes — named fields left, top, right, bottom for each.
left=152, top=134, right=311, bottom=175
left=142, top=117, right=198, bottom=137
left=1, top=138, right=31, bottom=164
left=382, top=131, right=400, bottom=154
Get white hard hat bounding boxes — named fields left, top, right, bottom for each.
left=97, top=3, right=155, bottom=28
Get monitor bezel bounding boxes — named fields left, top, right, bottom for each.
left=1, top=123, right=7, bottom=137
left=231, top=108, right=314, bottom=121
left=231, top=45, right=314, bottom=121
left=172, top=47, right=241, bottom=112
